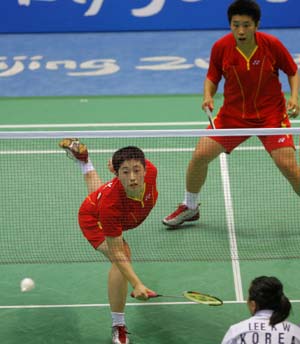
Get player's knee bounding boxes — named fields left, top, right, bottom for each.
left=275, top=157, right=293, bottom=175
left=123, top=240, right=132, bottom=260
left=192, top=150, right=214, bottom=164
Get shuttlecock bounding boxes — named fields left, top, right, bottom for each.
left=20, top=278, right=35, bottom=292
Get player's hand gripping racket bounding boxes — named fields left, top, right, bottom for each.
left=131, top=290, right=223, bottom=306
left=287, top=107, right=298, bottom=118
left=205, top=106, right=216, bottom=129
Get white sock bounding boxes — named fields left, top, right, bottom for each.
left=111, top=312, right=125, bottom=327
left=183, top=190, right=199, bottom=210
left=78, top=159, right=95, bottom=175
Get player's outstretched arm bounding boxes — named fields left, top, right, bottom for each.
left=84, top=170, right=103, bottom=194
left=105, top=235, right=155, bottom=300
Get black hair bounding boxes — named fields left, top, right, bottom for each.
left=248, top=276, right=291, bottom=326
left=112, top=146, right=146, bottom=173
left=227, top=0, right=261, bottom=25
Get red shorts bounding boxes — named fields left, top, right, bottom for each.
left=78, top=197, right=105, bottom=249
left=210, top=114, right=295, bottom=153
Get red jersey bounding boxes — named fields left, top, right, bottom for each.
left=78, top=160, right=158, bottom=248
left=207, top=32, right=298, bottom=122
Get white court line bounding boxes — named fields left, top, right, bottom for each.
left=0, top=147, right=245, bottom=155
left=0, top=119, right=299, bottom=129
left=3, top=145, right=300, bottom=155
left=0, top=301, right=218, bottom=310
left=0, top=300, right=299, bottom=310
left=0, top=121, right=207, bottom=129
left=1, top=148, right=191, bottom=155
left=219, top=154, right=244, bottom=302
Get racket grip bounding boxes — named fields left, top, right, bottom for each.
left=204, top=105, right=213, bottom=112
left=130, top=291, right=158, bottom=298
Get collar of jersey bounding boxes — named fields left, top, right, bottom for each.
left=126, top=183, right=146, bottom=202
left=253, top=309, right=273, bottom=318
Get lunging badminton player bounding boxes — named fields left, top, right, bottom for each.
left=60, top=139, right=158, bottom=344
left=163, top=0, right=299, bottom=228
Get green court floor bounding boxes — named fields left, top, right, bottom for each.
left=1, top=94, right=300, bottom=344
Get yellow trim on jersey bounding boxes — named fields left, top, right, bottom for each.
left=127, top=183, right=146, bottom=208
left=236, top=45, right=258, bottom=70
left=87, top=195, right=96, bottom=206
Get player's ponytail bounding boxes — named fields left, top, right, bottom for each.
left=270, top=293, right=291, bottom=326
left=248, top=276, right=291, bottom=326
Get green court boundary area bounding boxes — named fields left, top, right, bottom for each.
left=1, top=93, right=300, bottom=344
left=0, top=94, right=221, bottom=126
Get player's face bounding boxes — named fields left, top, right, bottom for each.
left=230, top=15, right=258, bottom=49
left=118, top=159, right=146, bottom=197
left=247, top=298, right=256, bottom=316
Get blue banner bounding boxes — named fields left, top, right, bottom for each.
left=0, top=29, right=299, bottom=97
left=0, top=0, right=299, bottom=33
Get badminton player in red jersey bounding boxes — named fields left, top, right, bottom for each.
left=163, top=0, right=300, bottom=228
left=59, top=139, right=158, bottom=344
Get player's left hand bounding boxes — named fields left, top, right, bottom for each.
left=287, top=100, right=299, bottom=118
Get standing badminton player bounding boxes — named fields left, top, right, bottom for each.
left=60, top=139, right=158, bottom=344
left=163, top=0, right=299, bottom=228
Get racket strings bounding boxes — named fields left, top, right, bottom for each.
left=183, top=291, right=223, bottom=305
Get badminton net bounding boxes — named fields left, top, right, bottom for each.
left=0, top=128, right=299, bottom=264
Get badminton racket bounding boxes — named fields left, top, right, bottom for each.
left=131, top=290, right=223, bottom=306
left=205, top=106, right=216, bottom=129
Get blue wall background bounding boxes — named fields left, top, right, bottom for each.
left=0, top=29, right=299, bottom=97
left=0, top=0, right=299, bottom=97
left=0, top=0, right=299, bottom=33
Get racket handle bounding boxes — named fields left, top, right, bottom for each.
left=204, top=106, right=216, bottom=129
left=204, top=105, right=213, bottom=112
left=130, top=291, right=159, bottom=298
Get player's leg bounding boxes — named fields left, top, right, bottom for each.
left=79, top=207, right=129, bottom=343
left=260, top=134, right=300, bottom=196
left=163, top=137, right=225, bottom=227
left=98, top=240, right=131, bottom=312
left=59, top=138, right=103, bottom=194
left=83, top=170, right=103, bottom=194
left=186, top=136, right=225, bottom=193
left=270, top=147, right=300, bottom=196
left=98, top=240, right=131, bottom=344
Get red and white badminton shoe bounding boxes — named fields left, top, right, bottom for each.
left=112, top=325, right=130, bottom=344
left=162, top=204, right=200, bottom=228
left=59, top=138, right=88, bottom=163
